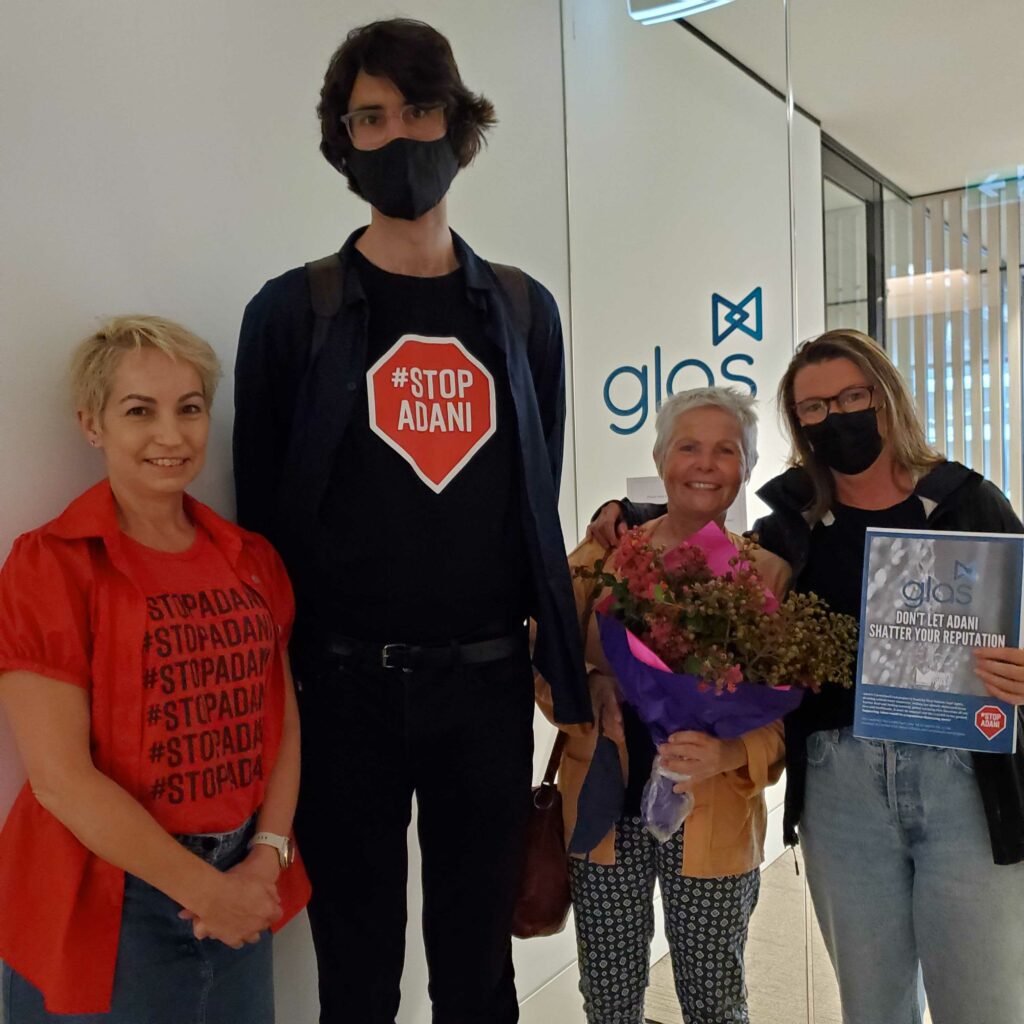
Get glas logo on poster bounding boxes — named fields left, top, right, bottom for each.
left=899, top=561, right=977, bottom=609
left=602, top=287, right=762, bottom=435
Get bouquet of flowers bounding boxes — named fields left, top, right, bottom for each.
left=576, top=521, right=856, bottom=842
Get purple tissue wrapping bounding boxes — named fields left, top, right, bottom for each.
left=596, top=614, right=805, bottom=745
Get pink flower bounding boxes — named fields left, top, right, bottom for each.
left=663, top=543, right=712, bottom=584
left=722, top=664, right=744, bottom=692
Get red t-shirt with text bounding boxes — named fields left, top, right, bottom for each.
left=126, top=527, right=275, bottom=833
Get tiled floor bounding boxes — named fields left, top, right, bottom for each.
left=643, top=848, right=932, bottom=1024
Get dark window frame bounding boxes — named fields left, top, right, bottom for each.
left=821, top=136, right=909, bottom=348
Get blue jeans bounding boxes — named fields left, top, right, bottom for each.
left=2, top=818, right=273, bottom=1023
left=801, top=727, right=1024, bottom=1024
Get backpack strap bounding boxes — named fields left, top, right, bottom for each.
left=305, top=254, right=532, bottom=362
left=488, top=261, right=532, bottom=343
left=305, top=253, right=344, bottom=364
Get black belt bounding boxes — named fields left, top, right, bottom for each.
left=329, top=632, right=525, bottom=672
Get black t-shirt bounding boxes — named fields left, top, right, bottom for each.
left=316, top=249, right=529, bottom=641
left=792, top=493, right=928, bottom=733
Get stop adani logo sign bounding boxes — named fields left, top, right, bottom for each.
left=975, top=704, right=1008, bottom=741
left=367, top=334, right=496, bottom=494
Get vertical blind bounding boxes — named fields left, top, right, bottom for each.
left=885, top=183, right=1024, bottom=511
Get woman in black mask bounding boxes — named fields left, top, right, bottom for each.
left=591, top=329, right=1024, bottom=1023
left=761, top=330, right=1024, bottom=1023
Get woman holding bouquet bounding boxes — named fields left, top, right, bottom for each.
left=0, top=316, right=309, bottom=1021
left=592, top=330, right=1024, bottom=1024
left=537, top=387, right=788, bottom=1024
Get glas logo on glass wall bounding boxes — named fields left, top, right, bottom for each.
left=603, top=286, right=763, bottom=435
left=712, top=287, right=762, bottom=345
left=900, top=561, right=976, bottom=610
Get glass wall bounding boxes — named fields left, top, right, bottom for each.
left=884, top=187, right=1024, bottom=505
left=560, top=3, right=813, bottom=1020
left=825, top=156, right=1024, bottom=510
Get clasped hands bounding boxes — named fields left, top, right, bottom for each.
left=178, top=845, right=283, bottom=949
left=658, top=732, right=746, bottom=792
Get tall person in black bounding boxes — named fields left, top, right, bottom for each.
left=232, top=19, right=591, bottom=1024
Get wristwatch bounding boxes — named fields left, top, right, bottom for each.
left=248, top=831, right=295, bottom=869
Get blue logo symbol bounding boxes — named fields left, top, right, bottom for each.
left=712, top=287, right=763, bottom=345
left=954, top=560, right=977, bottom=581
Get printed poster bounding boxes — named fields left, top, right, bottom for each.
left=854, top=528, right=1022, bottom=753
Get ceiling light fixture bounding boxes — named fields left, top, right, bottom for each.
left=627, top=0, right=737, bottom=26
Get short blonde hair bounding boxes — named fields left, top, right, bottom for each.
left=70, top=314, right=221, bottom=418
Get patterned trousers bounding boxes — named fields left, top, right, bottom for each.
left=568, top=816, right=760, bottom=1024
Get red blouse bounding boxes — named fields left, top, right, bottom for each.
left=0, top=481, right=310, bottom=1013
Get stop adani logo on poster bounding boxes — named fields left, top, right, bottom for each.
left=975, top=705, right=1008, bottom=741
left=367, top=335, right=496, bottom=494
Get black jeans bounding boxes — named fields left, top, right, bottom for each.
left=294, top=641, right=534, bottom=1024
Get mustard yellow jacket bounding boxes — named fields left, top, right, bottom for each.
left=535, top=526, right=790, bottom=878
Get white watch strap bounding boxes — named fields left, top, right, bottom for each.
left=250, top=831, right=288, bottom=853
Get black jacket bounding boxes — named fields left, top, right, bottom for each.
left=755, top=462, right=1024, bottom=865
left=617, top=462, right=1024, bottom=864
left=233, top=229, right=591, bottom=725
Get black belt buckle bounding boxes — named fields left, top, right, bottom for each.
left=381, top=643, right=411, bottom=671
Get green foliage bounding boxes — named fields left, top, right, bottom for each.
left=576, top=530, right=857, bottom=692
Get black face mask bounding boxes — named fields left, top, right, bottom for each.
left=802, top=407, right=884, bottom=476
left=345, top=136, right=459, bottom=221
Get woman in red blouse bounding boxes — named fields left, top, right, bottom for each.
left=0, top=316, right=309, bottom=1021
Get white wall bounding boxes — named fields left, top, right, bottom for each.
left=0, top=1, right=822, bottom=1021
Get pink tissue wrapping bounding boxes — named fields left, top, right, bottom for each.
left=664, top=521, right=780, bottom=614
left=626, top=627, right=672, bottom=671
left=686, top=520, right=741, bottom=576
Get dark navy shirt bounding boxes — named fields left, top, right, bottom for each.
left=318, top=250, right=528, bottom=641
left=233, top=228, right=591, bottom=724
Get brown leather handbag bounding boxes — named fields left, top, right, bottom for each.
left=511, top=730, right=571, bottom=939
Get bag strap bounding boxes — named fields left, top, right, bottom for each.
left=488, top=261, right=532, bottom=343
left=305, top=253, right=345, bottom=364
left=542, top=730, right=568, bottom=786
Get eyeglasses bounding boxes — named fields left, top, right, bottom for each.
left=793, top=384, right=875, bottom=424
left=340, top=102, right=447, bottom=150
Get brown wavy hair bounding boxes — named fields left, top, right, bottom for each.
left=778, top=329, right=944, bottom=521
left=318, top=19, right=497, bottom=197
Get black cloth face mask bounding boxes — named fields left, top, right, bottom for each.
left=802, top=407, right=884, bottom=476
left=345, top=136, right=459, bottom=221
